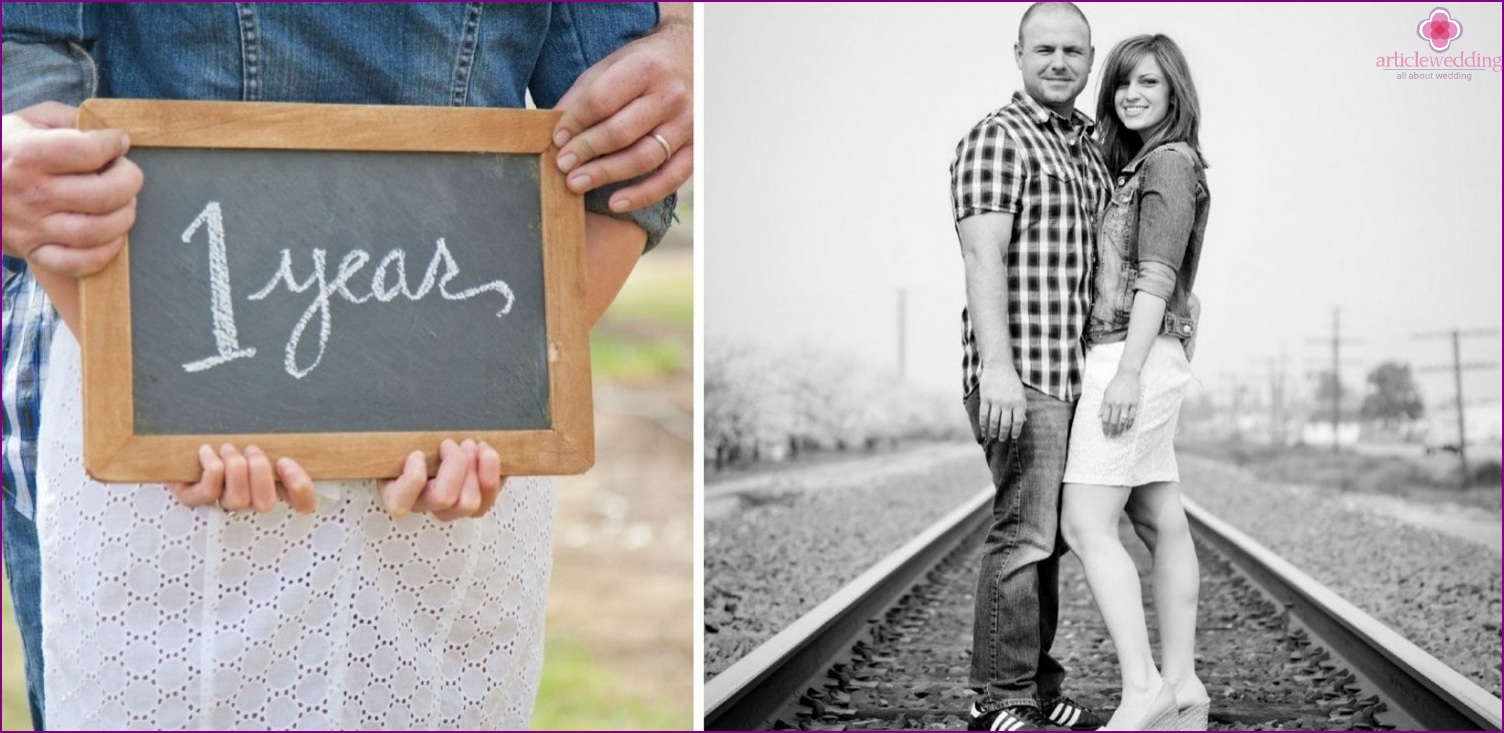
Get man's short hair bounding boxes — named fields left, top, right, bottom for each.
left=1017, top=2, right=1092, bottom=46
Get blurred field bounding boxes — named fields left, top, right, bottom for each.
left=538, top=224, right=694, bottom=730
left=3, top=573, right=29, bottom=731
left=0, top=210, right=694, bottom=731
left=1182, top=440, right=1503, bottom=513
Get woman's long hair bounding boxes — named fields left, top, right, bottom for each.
left=1095, top=34, right=1205, bottom=174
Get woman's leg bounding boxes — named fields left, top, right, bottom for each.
left=1125, top=481, right=1208, bottom=712
left=1060, top=483, right=1175, bottom=728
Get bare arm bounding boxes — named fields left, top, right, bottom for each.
left=1100, top=291, right=1167, bottom=436
left=958, top=212, right=1026, bottom=442
left=583, top=212, right=647, bottom=327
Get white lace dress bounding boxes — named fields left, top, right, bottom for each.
left=37, top=324, right=555, bottom=730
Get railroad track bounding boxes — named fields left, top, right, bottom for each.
left=704, top=489, right=1503, bottom=731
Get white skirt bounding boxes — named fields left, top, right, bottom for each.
left=1062, top=336, right=1194, bottom=487
left=38, top=324, right=555, bottom=730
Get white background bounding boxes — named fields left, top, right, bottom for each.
left=703, top=2, right=1502, bottom=410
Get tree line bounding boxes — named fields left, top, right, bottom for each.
left=705, top=340, right=969, bottom=470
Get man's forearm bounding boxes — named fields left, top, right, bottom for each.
left=963, top=256, right=1015, bottom=377
left=956, top=213, right=1018, bottom=380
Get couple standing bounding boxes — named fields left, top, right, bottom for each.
left=951, top=3, right=1210, bottom=731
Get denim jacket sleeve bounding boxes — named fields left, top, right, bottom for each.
left=1132, top=147, right=1198, bottom=301
left=2, top=40, right=96, bottom=114
left=534, top=3, right=677, bottom=252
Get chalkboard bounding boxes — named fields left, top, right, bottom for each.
left=76, top=100, right=593, bottom=482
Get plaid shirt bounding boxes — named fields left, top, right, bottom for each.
left=950, top=91, right=1112, bottom=402
left=2, top=257, right=57, bottom=520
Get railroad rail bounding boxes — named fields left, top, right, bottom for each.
left=705, top=489, right=1503, bottom=731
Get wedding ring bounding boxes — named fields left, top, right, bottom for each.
left=650, top=132, right=673, bottom=163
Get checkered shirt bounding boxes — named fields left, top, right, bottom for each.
left=950, top=91, right=1112, bottom=402
left=2, top=257, right=58, bottom=520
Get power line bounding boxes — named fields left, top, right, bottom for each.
left=1306, top=308, right=1362, bottom=452
left=1414, top=327, right=1500, bottom=484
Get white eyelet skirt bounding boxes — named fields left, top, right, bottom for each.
left=37, top=324, right=554, bottom=730
left=1062, top=335, right=1194, bottom=487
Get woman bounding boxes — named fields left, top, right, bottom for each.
left=5, top=4, right=686, bottom=729
left=1058, top=34, right=1211, bottom=731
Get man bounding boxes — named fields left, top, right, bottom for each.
left=1, top=4, right=691, bottom=728
left=949, top=3, right=1113, bottom=730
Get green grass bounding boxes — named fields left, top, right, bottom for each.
left=3, top=573, right=33, bottom=731
left=532, top=637, right=688, bottom=731
left=588, top=265, right=692, bottom=380
left=602, top=269, right=693, bottom=328
left=590, top=333, right=686, bottom=380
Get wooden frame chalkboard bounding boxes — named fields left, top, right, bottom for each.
left=76, top=99, right=593, bottom=482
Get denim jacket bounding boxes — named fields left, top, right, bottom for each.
left=1084, top=141, right=1208, bottom=346
left=1, top=2, right=674, bottom=248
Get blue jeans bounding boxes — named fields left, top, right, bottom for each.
left=965, top=385, right=1072, bottom=709
left=2, top=485, right=45, bottom=730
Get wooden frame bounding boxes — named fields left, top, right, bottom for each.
left=76, top=99, right=592, bottom=482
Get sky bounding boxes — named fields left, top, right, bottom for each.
left=704, top=2, right=1502, bottom=416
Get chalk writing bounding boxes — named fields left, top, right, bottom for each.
left=180, top=202, right=257, bottom=372
left=179, top=201, right=514, bottom=379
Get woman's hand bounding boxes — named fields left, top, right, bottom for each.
left=167, top=444, right=317, bottom=514
left=1100, top=370, right=1142, bottom=437
left=380, top=439, right=507, bottom=522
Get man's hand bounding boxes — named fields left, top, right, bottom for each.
left=167, top=444, right=317, bottom=514
left=2, top=101, right=142, bottom=276
left=1184, top=293, right=1201, bottom=361
left=379, top=439, right=507, bottom=522
left=978, top=366, right=1028, bottom=442
left=551, top=6, right=692, bottom=213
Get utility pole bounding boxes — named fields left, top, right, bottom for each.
left=1415, top=328, right=1499, bottom=486
left=896, top=288, right=906, bottom=382
left=1258, top=348, right=1288, bottom=445
left=1308, top=308, right=1359, bottom=452
left=1219, top=374, right=1248, bottom=445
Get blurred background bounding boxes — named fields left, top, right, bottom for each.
left=705, top=2, right=1501, bottom=490
left=2, top=187, right=694, bottom=731
left=704, top=2, right=1500, bottom=697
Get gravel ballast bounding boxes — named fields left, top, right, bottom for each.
left=706, top=445, right=1502, bottom=700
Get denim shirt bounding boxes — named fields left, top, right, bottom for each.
left=1084, top=141, right=1208, bottom=346
left=1, top=2, right=675, bottom=248
left=1, top=2, right=674, bottom=518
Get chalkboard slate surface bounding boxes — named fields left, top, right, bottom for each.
left=129, top=148, right=549, bottom=434
left=77, top=99, right=593, bottom=482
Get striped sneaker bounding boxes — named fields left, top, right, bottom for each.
left=1039, top=695, right=1103, bottom=731
left=967, top=703, right=1068, bottom=731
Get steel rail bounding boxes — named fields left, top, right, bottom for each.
left=704, top=486, right=993, bottom=730
left=1183, top=497, right=1503, bottom=731
left=704, top=487, right=1502, bottom=731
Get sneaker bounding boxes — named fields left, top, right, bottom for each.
left=1039, top=695, right=1104, bottom=731
left=967, top=703, right=1069, bottom=731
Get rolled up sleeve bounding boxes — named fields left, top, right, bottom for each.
left=1133, top=149, right=1197, bottom=301
left=533, top=2, right=677, bottom=252
left=951, top=121, right=1023, bottom=223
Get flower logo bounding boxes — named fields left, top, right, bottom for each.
left=1417, top=7, right=1463, bottom=52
